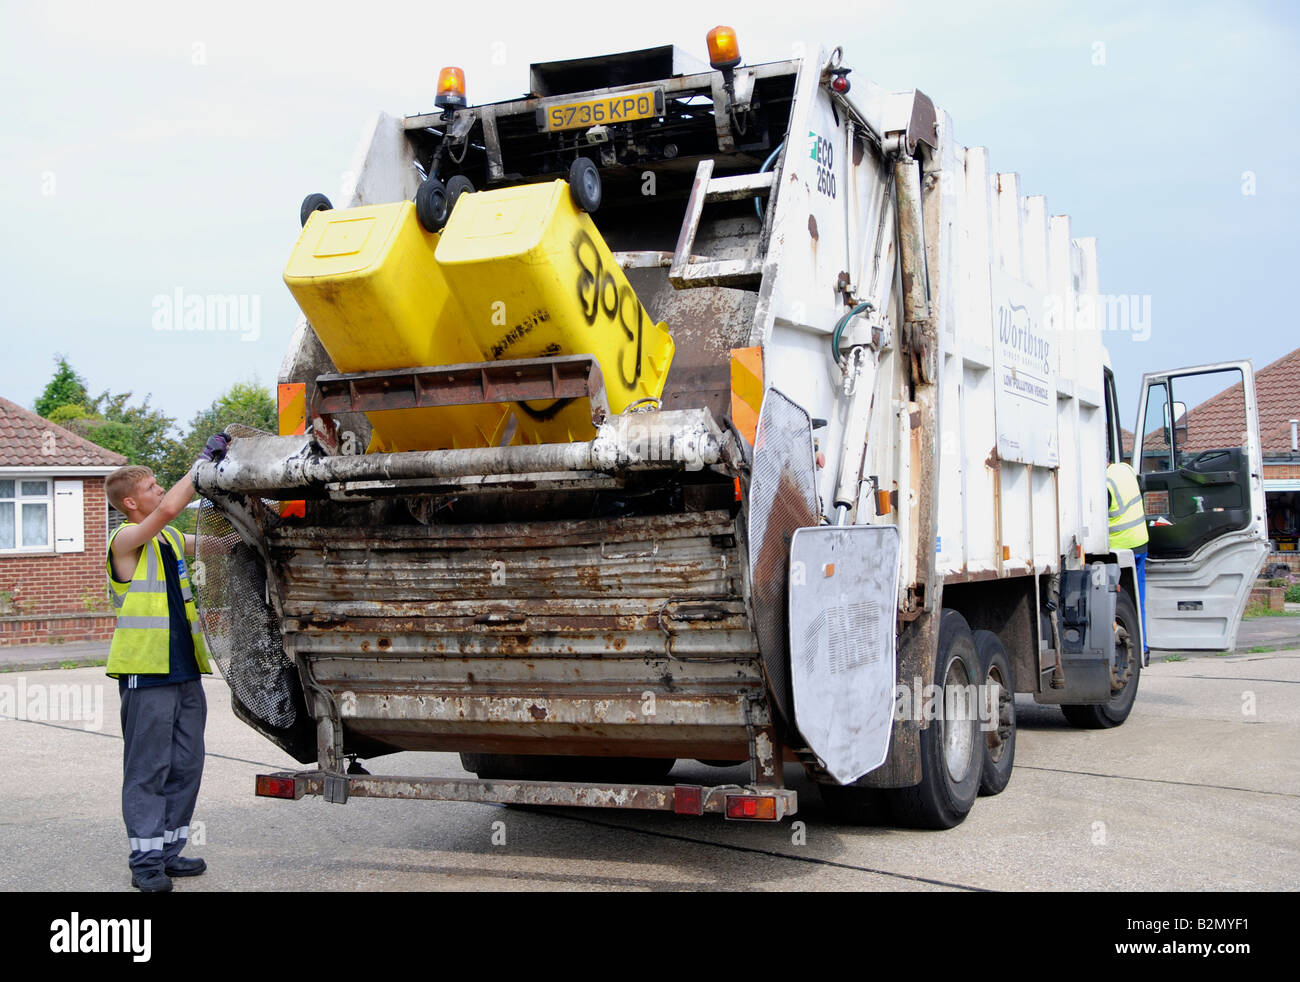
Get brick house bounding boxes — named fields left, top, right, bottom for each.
left=0, top=397, right=128, bottom=646
left=1253, top=348, right=1300, bottom=566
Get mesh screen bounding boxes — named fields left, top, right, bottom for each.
left=746, top=389, right=818, bottom=724
left=194, top=499, right=298, bottom=728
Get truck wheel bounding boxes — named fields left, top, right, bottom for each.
left=414, top=177, right=449, bottom=232
left=886, top=609, right=982, bottom=829
left=445, top=175, right=475, bottom=216
left=299, top=193, right=333, bottom=227
left=972, top=630, right=1015, bottom=796
left=568, top=157, right=602, bottom=212
left=1062, top=591, right=1141, bottom=729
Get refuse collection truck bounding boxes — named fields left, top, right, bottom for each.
left=193, top=33, right=1268, bottom=828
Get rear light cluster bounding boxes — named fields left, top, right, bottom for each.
left=673, top=786, right=783, bottom=820
left=256, top=775, right=297, bottom=799
left=725, top=794, right=779, bottom=821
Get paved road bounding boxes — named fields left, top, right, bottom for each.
left=1, top=648, right=1296, bottom=891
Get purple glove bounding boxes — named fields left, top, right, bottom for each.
left=200, top=433, right=230, bottom=464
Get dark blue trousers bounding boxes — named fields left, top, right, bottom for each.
left=1134, top=547, right=1148, bottom=653
left=120, top=680, right=206, bottom=872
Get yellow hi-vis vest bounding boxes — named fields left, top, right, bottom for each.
left=1107, top=462, right=1150, bottom=552
left=105, top=524, right=211, bottom=678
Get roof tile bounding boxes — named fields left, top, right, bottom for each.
left=0, top=396, right=129, bottom=469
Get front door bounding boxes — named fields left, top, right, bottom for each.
left=1132, top=361, right=1267, bottom=650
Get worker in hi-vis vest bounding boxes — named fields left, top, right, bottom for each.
left=1108, top=460, right=1149, bottom=651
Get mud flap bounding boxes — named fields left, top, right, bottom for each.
left=788, top=525, right=900, bottom=785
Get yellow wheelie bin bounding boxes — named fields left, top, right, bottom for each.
left=283, top=200, right=510, bottom=452
left=434, top=180, right=675, bottom=444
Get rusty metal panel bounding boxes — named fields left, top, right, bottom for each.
left=311, top=355, right=610, bottom=427
left=339, top=691, right=749, bottom=729
left=267, top=507, right=766, bottom=757
left=271, top=511, right=744, bottom=609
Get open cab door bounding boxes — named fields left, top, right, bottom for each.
left=1132, top=361, right=1268, bottom=650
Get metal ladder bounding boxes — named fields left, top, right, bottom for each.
left=667, top=159, right=774, bottom=291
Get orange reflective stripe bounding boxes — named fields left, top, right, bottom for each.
left=278, top=382, right=307, bottom=518
left=730, top=346, right=763, bottom=445
left=278, top=383, right=306, bottom=436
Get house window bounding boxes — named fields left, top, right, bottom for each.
left=0, top=478, right=53, bottom=552
left=107, top=502, right=126, bottom=539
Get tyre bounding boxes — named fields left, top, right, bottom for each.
left=972, top=629, right=1015, bottom=796
left=886, top=609, right=982, bottom=829
left=1062, top=590, right=1141, bottom=729
left=299, top=192, right=333, bottom=227
left=568, top=157, right=602, bottom=212
left=414, top=177, right=449, bottom=232
left=444, top=175, right=475, bottom=215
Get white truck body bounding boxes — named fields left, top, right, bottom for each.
left=194, top=42, right=1266, bottom=825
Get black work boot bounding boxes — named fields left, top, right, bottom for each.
left=130, top=868, right=173, bottom=892
left=164, top=856, right=206, bottom=877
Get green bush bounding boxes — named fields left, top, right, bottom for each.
left=1287, top=585, right=1300, bottom=603
left=1267, top=578, right=1289, bottom=588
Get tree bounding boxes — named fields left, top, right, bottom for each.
left=89, top=390, right=180, bottom=475
left=159, top=379, right=277, bottom=486
left=34, top=356, right=180, bottom=470
left=34, top=356, right=90, bottom=418
left=212, top=380, right=277, bottom=432
left=79, top=420, right=138, bottom=459
left=46, top=403, right=92, bottom=426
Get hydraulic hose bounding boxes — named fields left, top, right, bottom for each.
left=754, top=141, right=784, bottom=222
left=831, top=301, right=875, bottom=365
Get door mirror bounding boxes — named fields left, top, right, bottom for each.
left=1162, top=401, right=1188, bottom=447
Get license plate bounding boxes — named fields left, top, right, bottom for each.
left=539, top=89, right=663, bottom=132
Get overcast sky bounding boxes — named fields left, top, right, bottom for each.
left=2, top=0, right=1296, bottom=432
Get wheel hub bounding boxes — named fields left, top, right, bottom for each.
left=984, top=666, right=1013, bottom=763
left=1110, top=622, right=1134, bottom=692
left=942, top=658, right=976, bottom=783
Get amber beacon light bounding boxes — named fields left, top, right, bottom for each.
left=436, top=66, right=467, bottom=112
left=706, top=26, right=742, bottom=72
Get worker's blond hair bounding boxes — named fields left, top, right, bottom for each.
left=106, top=465, right=153, bottom=513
